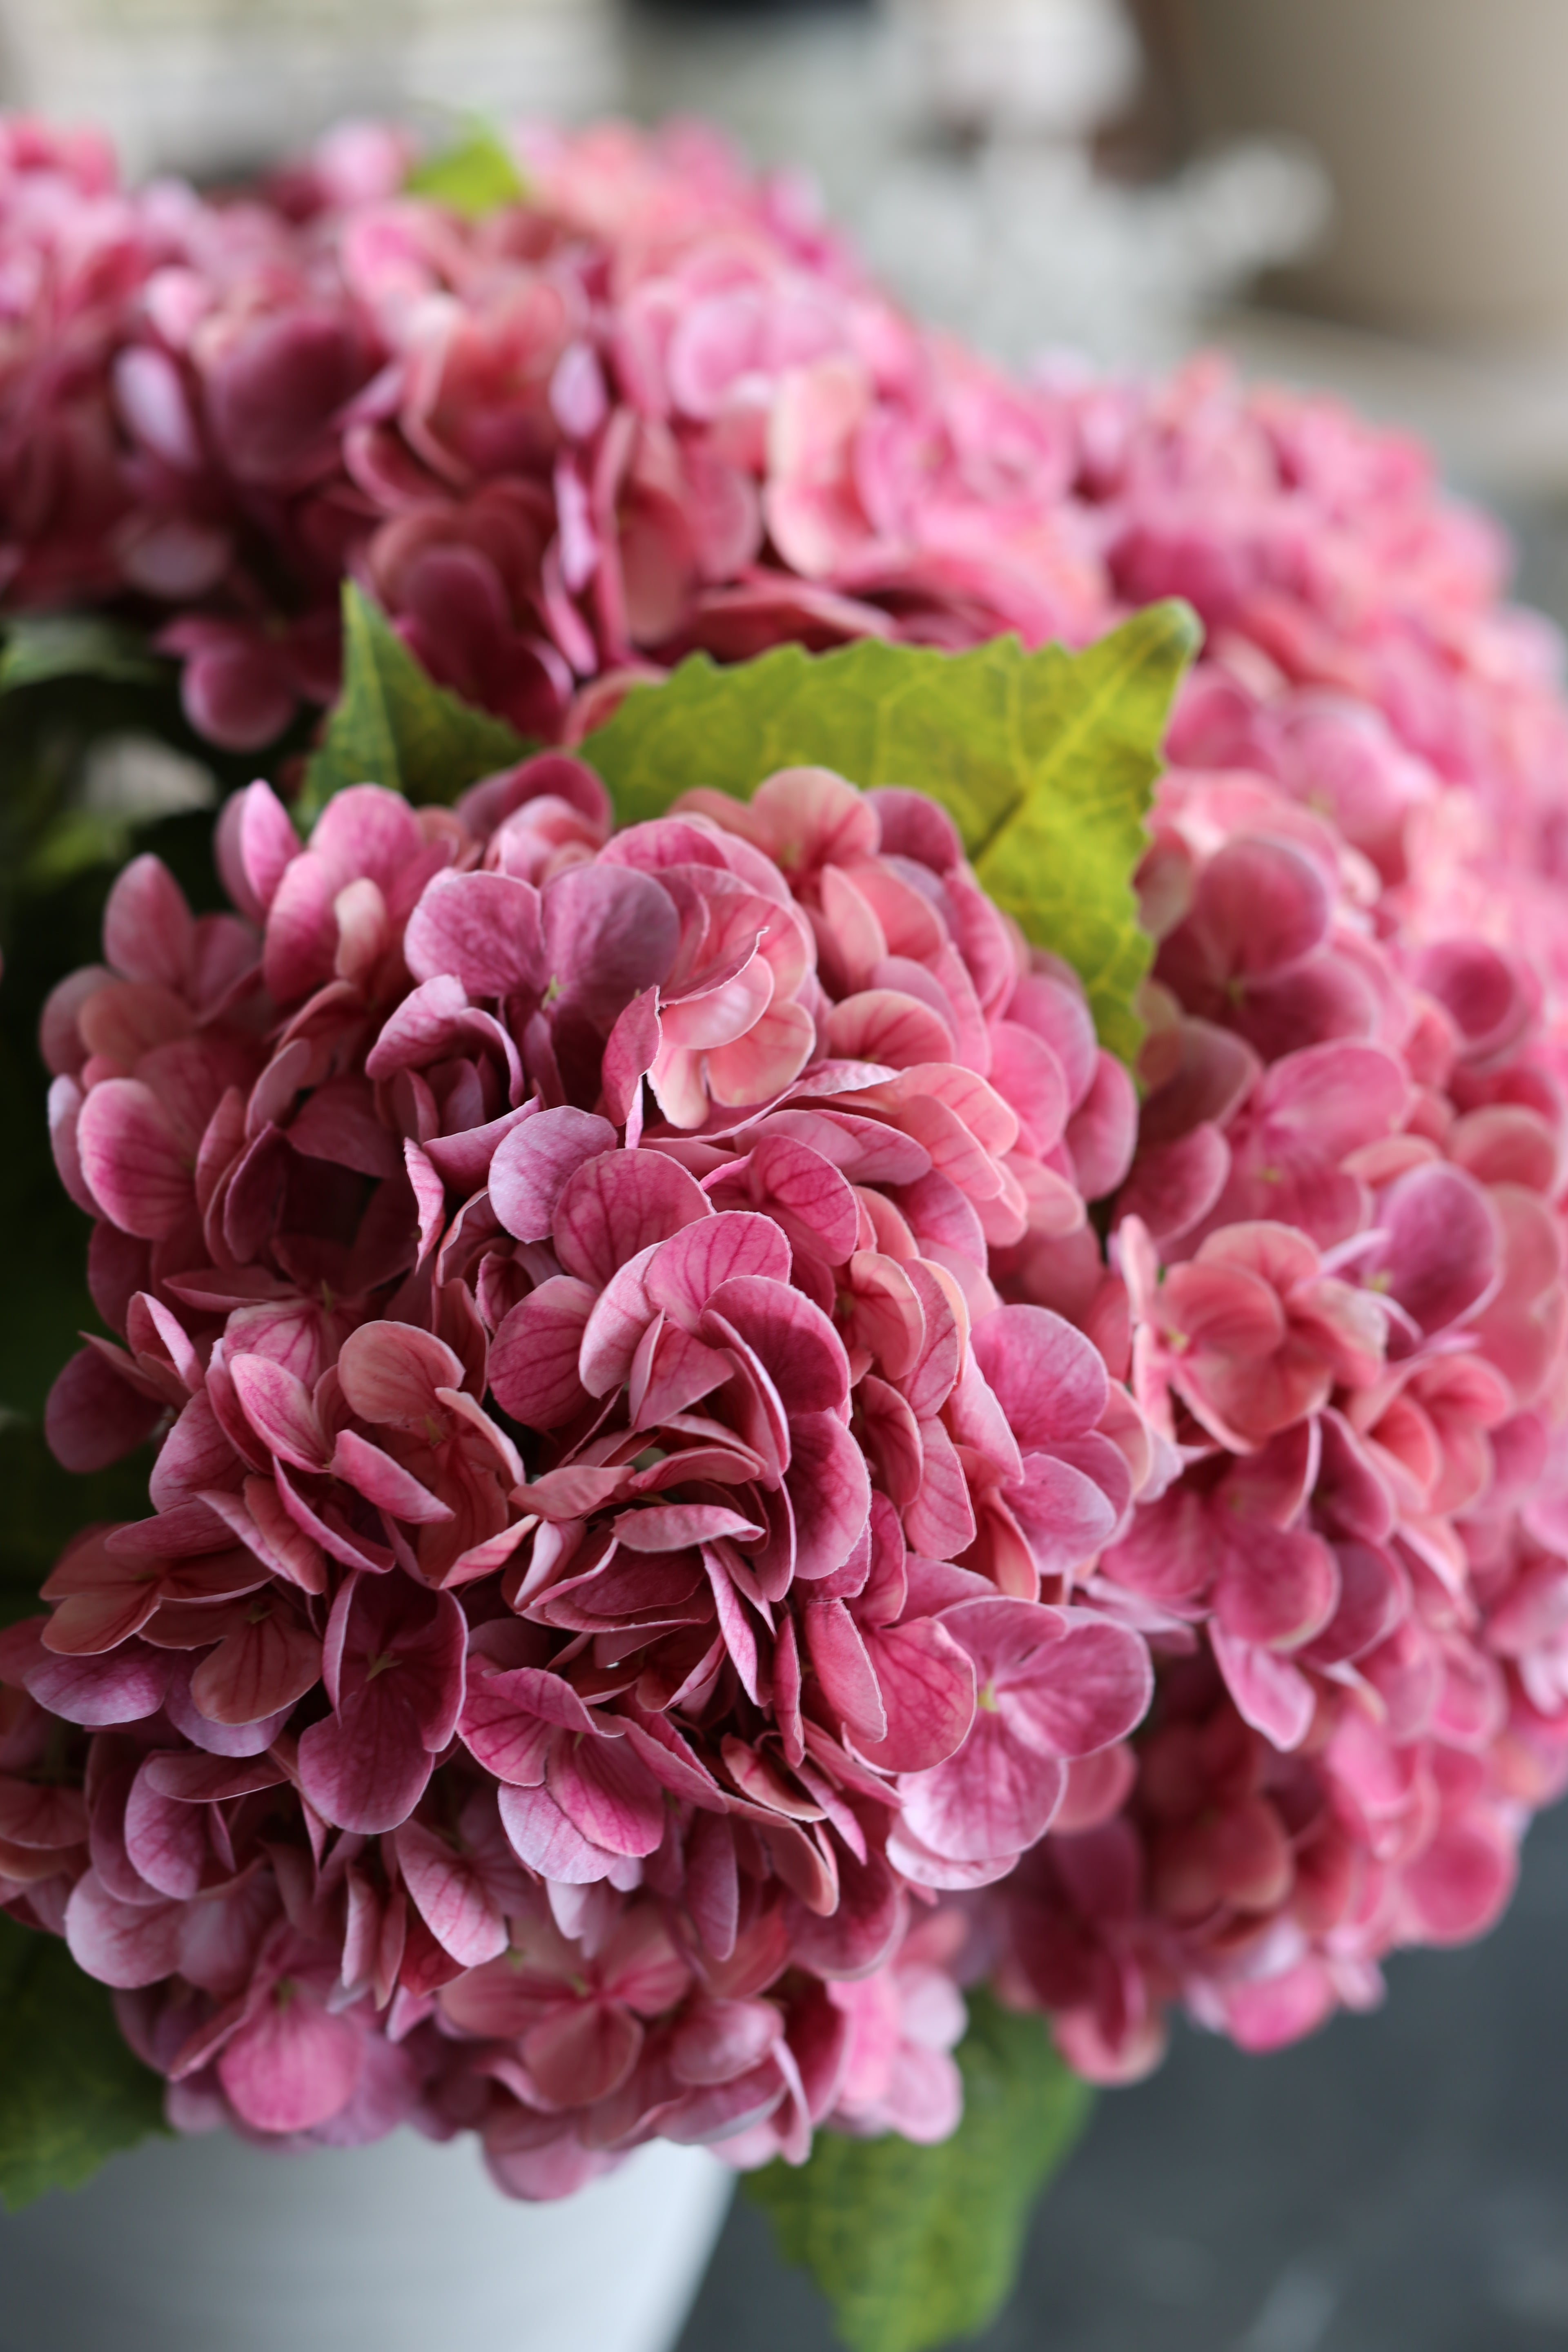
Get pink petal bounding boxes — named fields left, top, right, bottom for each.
left=857, top=1619, right=977, bottom=1773
left=124, top=1760, right=210, bottom=1898
left=403, top=869, right=545, bottom=998
left=524, top=1999, right=643, bottom=2107
left=189, top=1599, right=324, bottom=1725
left=713, top=1134, right=860, bottom=1266
left=394, top=1817, right=510, bottom=1967
left=25, top=1640, right=171, bottom=1726
left=1210, top=1627, right=1316, bottom=1751
left=218, top=1987, right=363, bottom=2134
left=991, top=1609, right=1154, bottom=1758
left=541, top=863, right=680, bottom=1027
left=552, top=1146, right=710, bottom=1287
left=645, top=1210, right=791, bottom=1329
left=548, top=1734, right=668, bottom=1858
left=900, top=1714, right=1065, bottom=1862
left=1007, top=1453, right=1119, bottom=1578
left=215, top=780, right=298, bottom=921
left=229, top=1353, right=329, bottom=1472
left=334, top=1321, right=466, bottom=1428
left=702, top=1276, right=850, bottom=1414
left=970, top=1304, right=1109, bottom=1446
left=490, top=1107, right=616, bottom=1241
left=296, top=1697, right=436, bottom=1834
left=490, top=1276, right=598, bottom=1428
left=497, top=1780, right=617, bottom=1883
left=77, top=1079, right=192, bottom=1238
left=45, top=1346, right=161, bottom=1473
left=1214, top=1524, right=1339, bottom=1651
left=1399, top=1818, right=1517, bottom=1945
left=331, top=1429, right=453, bottom=1524
left=1366, top=1162, right=1501, bottom=1336
left=65, top=1869, right=183, bottom=1987
left=104, top=855, right=195, bottom=992
left=804, top=1598, right=887, bottom=1744
left=1065, top=1053, right=1138, bottom=1199
left=787, top=1411, right=873, bottom=1581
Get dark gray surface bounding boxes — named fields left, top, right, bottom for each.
left=677, top=1797, right=1568, bottom=2351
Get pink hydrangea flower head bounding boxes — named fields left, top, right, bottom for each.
left=6, top=758, right=1156, bottom=2184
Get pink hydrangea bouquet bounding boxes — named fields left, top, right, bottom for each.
left=4, top=111, right=1568, bottom=2352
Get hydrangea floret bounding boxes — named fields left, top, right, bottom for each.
left=3, top=753, right=1153, bottom=2189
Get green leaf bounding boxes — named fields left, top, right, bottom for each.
left=0, top=1911, right=168, bottom=2209
left=0, top=615, right=161, bottom=695
left=748, top=1993, right=1092, bottom=2352
left=578, top=606, right=1197, bottom=1062
left=298, top=584, right=529, bottom=824
left=407, top=122, right=528, bottom=218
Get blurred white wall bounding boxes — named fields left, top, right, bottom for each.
left=0, top=0, right=624, bottom=179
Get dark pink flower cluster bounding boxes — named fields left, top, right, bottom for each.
left=989, top=758, right=1568, bottom=2079
left=11, top=101, right=1568, bottom=2123
left=7, top=108, right=1568, bottom=938
left=1, top=756, right=1154, bottom=2188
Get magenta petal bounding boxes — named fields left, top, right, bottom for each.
left=65, top=1869, right=183, bottom=1987
left=77, top=1079, right=192, bottom=1238
left=857, top=1619, right=977, bottom=1773
left=1209, top=1627, right=1316, bottom=1751
left=553, top=1147, right=711, bottom=1289
left=490, top=1108, right=615, bottom=1241
left=900, top=1715, right=1065, bottom=1862
left=703, top=1276, right=850, bottom=1414
left=542, top=863, right=680, bottom=1026
left=1006, top=1451, right=1119, bottom=1578
left=524, top=2000, right=643, bottom=2107
left=995, top=1612, right=1154, bottom=1759
left=787, top=1411, right=872, bottom=1581
left=404, top=869, right=545, bottom=998
left=970, top=1304, right=1109, bottom=1446
left=46, top=1346, right=161, bottom=1472
left=297, top=1695, right=436, bottom=1833
left=393, top=1817, right=510, bottom=1966
left=497, top=1780, right=616, bottom=1883
left=489, top=1276, right=597, bottom=1429
left=804, top=1598, right=887, bottom=1744
left=331, top=1429, right=452, bottom=1523
left=547, top=1734, right=667, bottom=1858
left=217, top=1986, right=363, bottom=2134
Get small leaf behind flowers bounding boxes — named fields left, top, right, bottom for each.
left=580, top=606, right=1197, bottom=1062
left=406, top=122, right=528, bottom=218
left=298, top=585, right=528, bottom=822
left=746, top=1993, right=1093, bottom=2352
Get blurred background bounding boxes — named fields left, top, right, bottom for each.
left=10, top=0, right=1568, bottom=2342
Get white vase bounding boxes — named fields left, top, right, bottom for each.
left=0, top=2128, right=733, bottom=2352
